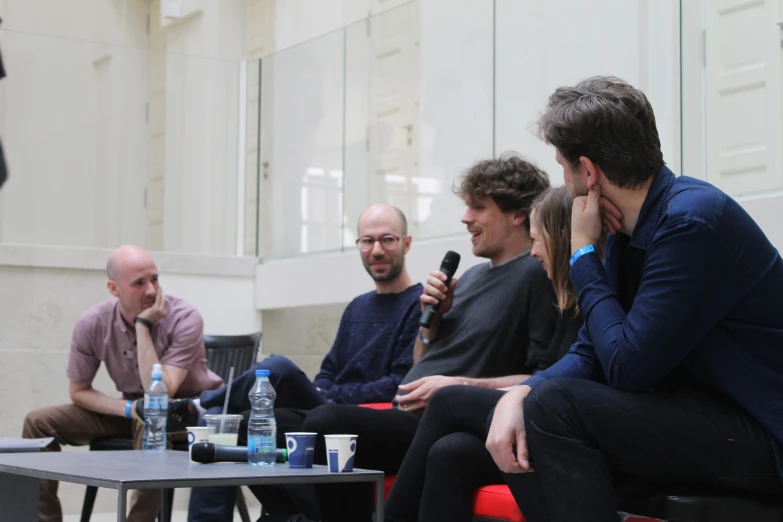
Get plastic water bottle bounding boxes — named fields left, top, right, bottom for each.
left=143, top=363, right=168, bottom=451
left=247, top=369, right=276, bottom=465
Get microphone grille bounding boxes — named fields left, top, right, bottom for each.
left=443, top=251, right=461, bottom=269
left=190, top=442, right=214, bottom=463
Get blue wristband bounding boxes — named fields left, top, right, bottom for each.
left=125, top=400, right=133, bottom=419
left=570, top=244, right=596, bottom=266
left=419, top=331, right=436, bottom=346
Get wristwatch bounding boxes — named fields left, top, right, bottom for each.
left=134, top=316, right=154, bottom=330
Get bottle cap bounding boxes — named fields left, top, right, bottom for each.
left=151, top=363, right=163, bottom=379
left=255, top=369, right=270, bottom=377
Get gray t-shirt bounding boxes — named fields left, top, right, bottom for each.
left=402, top=251, right=557, bottom=384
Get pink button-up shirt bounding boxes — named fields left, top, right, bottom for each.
left=67, top=295, right=223, bottom=399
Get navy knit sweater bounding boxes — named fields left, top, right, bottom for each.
left=313, top=283, right=422, bottom=404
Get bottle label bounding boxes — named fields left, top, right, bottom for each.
left=144, top=395, right=168, bottom=410
left=248, top=435, right=275, bottom=455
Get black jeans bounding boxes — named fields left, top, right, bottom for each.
left=188, top=356, right=326, bottom=522
left=384, top=385, right=505, bottom=522
left=301, top=403, right=423, bottom=522
left=501, top=378, right=783, bottom=522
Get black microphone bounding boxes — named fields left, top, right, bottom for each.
left=190, top=442, right=287, bottom=463
left=419, top=251, right=461, bottom=328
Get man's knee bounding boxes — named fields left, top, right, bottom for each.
left=259, top=355, right=301, bottom=380
left=23, top=405, right=63, bottom=438
left=524, top=378, right=582, bottom=430
left=428, top=384, right=473, bottom=413
left=23, top=408, right=45, bottom=437
left=302, top=404, right=343, bottom=434
left=426, top=434, right=468, bottom=473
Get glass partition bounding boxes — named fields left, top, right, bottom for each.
left=4, top=1, right=779, bottom=260
left=246, top=0, right=495, bottom=259
left=246, top=0, right=683, bottom=260
left=249, top=28, right=346, bottom=259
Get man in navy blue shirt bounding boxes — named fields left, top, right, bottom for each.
left=487, top=76, right=783, bottom=522
left=188, top=203, right=422, bottom=522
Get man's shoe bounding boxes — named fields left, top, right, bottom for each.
left=167, top=398, right=200, bottom=433
left=133, top=398, right=200, bottom=434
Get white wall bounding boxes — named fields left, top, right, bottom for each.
left=273, top=0, right=369, bottom=51
left=0, top=0, right=247, bottom=256
left=494, top=0, right=680, bottom=185
left=148, top=0, right=245, bottom=255
left=0, top=244, right=261, bottom=514
left=0, top=0, right=149, bottom=248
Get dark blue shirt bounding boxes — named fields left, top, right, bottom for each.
left=525, top=166, right=783, bottom=480
left=313, top=283, right=422, bottom=404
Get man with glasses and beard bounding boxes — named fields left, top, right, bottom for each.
left=188, top=203, right=423, bottom=522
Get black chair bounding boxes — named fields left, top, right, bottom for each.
left=80, top=332, right=262, bottom=522
left=203, top=332, right=263, bottom=384
left=618, top=485, right=783, bottom=522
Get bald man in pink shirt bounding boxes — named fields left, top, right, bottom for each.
left=23, top=245, right=222, bottom=522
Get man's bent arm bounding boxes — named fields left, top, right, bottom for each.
left=69, top=381, right=129, bottom=418
left=137, top=324, right=188, bottom=395
left=566, top=221, right=725, bottom=391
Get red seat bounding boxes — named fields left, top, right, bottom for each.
left=359, top=402, right=394, bottom=410
left=358, top=404, right=522, bottom=520
left=473, top=485, right=525, bottom=522
left=357, top=404, right=657, bottom=522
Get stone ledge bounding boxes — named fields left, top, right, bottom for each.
left=0, top=244, right=257, bottom=278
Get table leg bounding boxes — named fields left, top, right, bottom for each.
left=160, top=488, right=172, bottom=522
left=117, top=486, right=127, bottom=522
left=0, top=472, right=37, bottom=521
left=374, top=476, right=384, bottom=522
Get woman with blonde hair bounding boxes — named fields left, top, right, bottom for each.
left=384, top=186, right=588, bottom=522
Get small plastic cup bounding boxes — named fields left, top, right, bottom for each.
left=203, top=414, right=243, bottom=446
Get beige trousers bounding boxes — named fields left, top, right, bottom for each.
left=23, top=404, right=162, bottom=522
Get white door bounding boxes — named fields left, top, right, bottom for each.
left=368, top=1, right=421, bottom=235
left=244, top=0, right=275, bottom=256
left=705, top=0, right=782, bottom=196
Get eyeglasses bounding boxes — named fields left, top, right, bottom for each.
left=355, top=234, right=406, bottom=252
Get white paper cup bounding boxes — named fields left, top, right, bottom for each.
left=187, top=426, right=210, bottom=459
left=325, top=434, right=358, bottom=472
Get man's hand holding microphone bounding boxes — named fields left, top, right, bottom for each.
left=394, top=252, right=461, bottom=413
left=418, top=251, right=461, bottom=338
